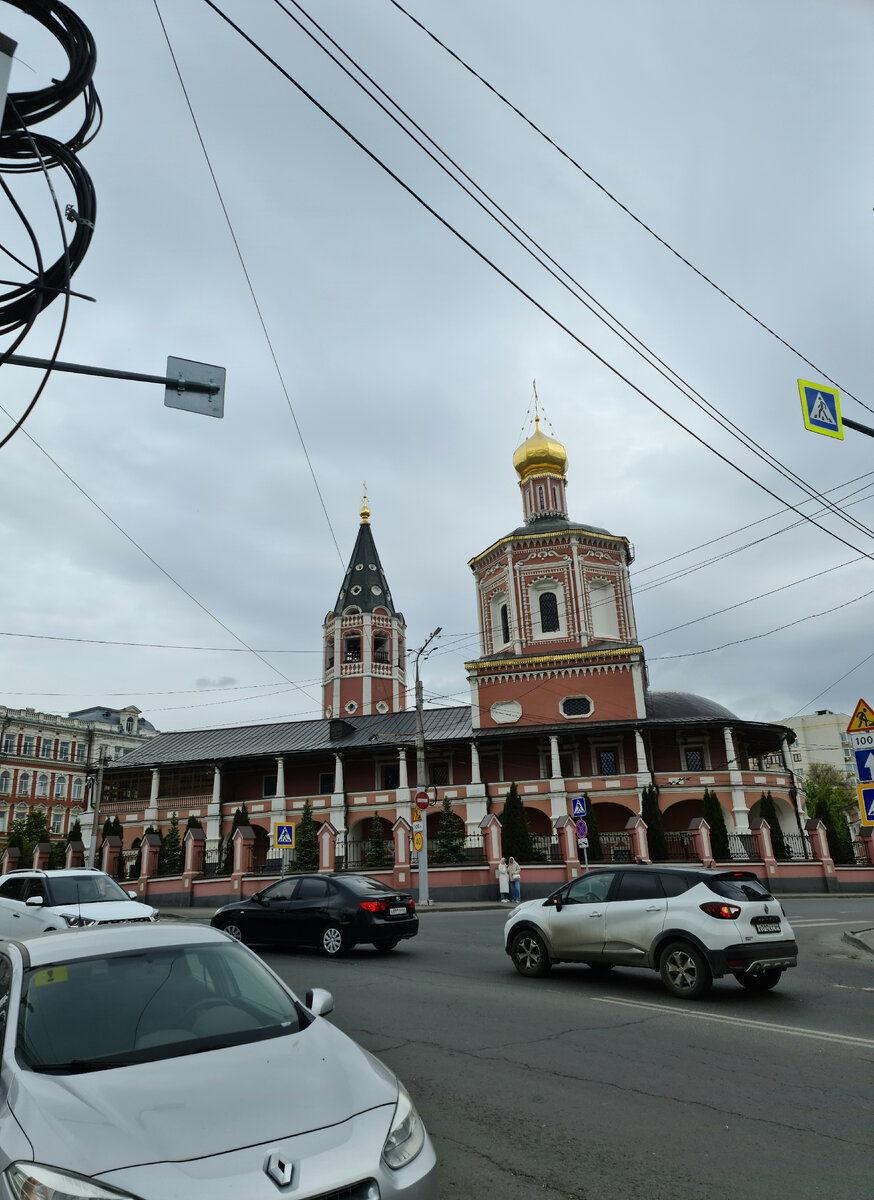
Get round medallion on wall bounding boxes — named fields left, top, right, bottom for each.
left=376, top=701, right=389, bottom=714
left=344, top=701, right=358, bottom=714
left=371, top=585, right=382, bottom=595
left=490, top=700, right=522, bottom=724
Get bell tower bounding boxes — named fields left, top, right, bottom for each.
left=465, top=402, right=645, bottom=729
left=322, top=495, right=407, bottom=718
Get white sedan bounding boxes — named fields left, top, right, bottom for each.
left=0, top=923, right=437, bottom=1199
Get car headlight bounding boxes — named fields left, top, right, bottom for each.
left=60, top=914, right=96, bottom=928
left=381, top=1081, right=425, bottom=1170
left=6, top=1161, right=142, bottom=1199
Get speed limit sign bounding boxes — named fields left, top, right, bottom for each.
left=413, top=831, right=424, bottom=852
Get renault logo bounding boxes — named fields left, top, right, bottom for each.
left=264, top=1151, right=294, bottom=1189
left=764, top=904, right=770, bottom=914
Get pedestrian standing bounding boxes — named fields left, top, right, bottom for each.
left=496, top=857, right=510, bottom=902
left=508, top=856, right=521, bottom=903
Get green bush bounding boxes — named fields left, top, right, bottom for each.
left=433, top=798, right=466, bottom=864
left=702, top=789, right=730, bottom=860
left=757, top=791, right=788, bottom=860
left=641, top=784, right=668, bottom=861
left=498, top=783, right=536, bottom=862
left=295, top=799, right=320, bottom=872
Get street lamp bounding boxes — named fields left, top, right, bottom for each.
left=413, top=627, right=441, bottom=905
left=85, top=753, right=112, bottom=869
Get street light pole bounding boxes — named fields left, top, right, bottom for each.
left=414, top=627, right=441, bottom=905
left=86, top=755, right=108, bottom=870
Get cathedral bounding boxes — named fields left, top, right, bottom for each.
left=102, top=417, right=800, bottom=876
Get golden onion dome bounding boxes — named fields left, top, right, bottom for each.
left=512, top=416, right=568, bottom=479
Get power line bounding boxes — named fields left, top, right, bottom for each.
left=386, top=0, right=874, bottom=419
left=266, top=0, right=874, bottom=548
left=0, top=630, right=318, bottom=652
left=152, top=0, right=343, bottom=567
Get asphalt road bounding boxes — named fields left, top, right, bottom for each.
left=260, top=896, right=873, bottom=1200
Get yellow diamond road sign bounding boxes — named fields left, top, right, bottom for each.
left=798, top=379, right=843, bottom=439
left=847, top=699, right=874, bottom=734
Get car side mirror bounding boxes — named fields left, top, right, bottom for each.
left=544, top=895, right=562, bottom=912
left=127, top=890, right=137, bottom=900
left=25, top=895, right=44, bottom=908
left=252, top=892, right=266, bottom=905
left=305, top=987, right=334, bottom=1017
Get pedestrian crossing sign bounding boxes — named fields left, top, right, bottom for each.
left=572, top=797, right=587, bottom=817
left=847, top=698, right=874, bottom=733
left=857, top=784, right=874, bottom=827
left=798, top=379, right=843, bottom=439
left=272, top=822, right=296, bottom=849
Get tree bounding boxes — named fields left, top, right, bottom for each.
left=498, top=783, right=536, bottom=862
left=757, top=791, right=788, bottom=860
left=158, top=814, right=183, bottom=876
left=186, top=815, right=203, bottom=830
left=804, top=763, right=854, bottom=864
left=102, top=817, right=114, bottom=841
left=641, top=784, right=668, bottom=861
left=5, top=809, right=50, bottom=867
left=222, top=805, right=250, bottom=874
left=702, top=789, right=730, bottom=860
left=66, top=818, right=82, bottom=844
left=433, top=797, right=466, bottom=864
left=365, top=811, right=390, bottom=869
left=295, top=799, right=320, bottom=872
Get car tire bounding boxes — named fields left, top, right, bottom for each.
left=659, top=941, right=712, bottom=1000
left=218, top=921, right=245, bottom=943
left=510, top=929, right=551, bottom=978
left=321, top=924, right=349, bottom=956
left=372, top=939, right=399, bottom=952
left=733, top=968, right=782, bottom=992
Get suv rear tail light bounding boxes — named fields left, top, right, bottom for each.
left=359, top=900, right=388, bottom=913
left=700, top=901, right=741, bottom=920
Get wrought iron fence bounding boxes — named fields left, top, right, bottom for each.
left=202, top=847, right=231, bottom=878
left=781, top=832, right=813, bottom=861
left=851, top=840, right=870, bottom=867
left=424, top=832, right=487, bottom=866
left=336, top=836, right=394, bottom=872
left=258, top=850, right=297, bottom=875
left=600, top=832, right=633, bottom=863
left=727, top=832, right=760, bottom=861
left=662, top=831, right=695, bottom=861
left=525, top=835, right=561, bottom=863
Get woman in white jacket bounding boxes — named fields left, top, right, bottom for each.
left=496, top=857, right=510, bottom=902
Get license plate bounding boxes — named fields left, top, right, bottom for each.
left=389, top=907, right=406, bottom=916
left=756, top=921, right=780, bottom=934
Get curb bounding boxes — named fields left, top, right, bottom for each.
left=842, top=929, right=874, bottom=957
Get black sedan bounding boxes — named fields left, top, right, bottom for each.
left=211, top=873, right=418, bottom=955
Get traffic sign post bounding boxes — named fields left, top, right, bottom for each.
left=798, top=379, right=843, bottom=439
left=848, top=701, right=874, bottom=828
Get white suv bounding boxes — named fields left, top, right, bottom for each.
left=0, top=869, right=157, bottom=937
left=504, top=866, right=797, bottom=999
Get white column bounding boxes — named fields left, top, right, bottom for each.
left=398, top=747, right=409, bottom=790
left=145, top=768, right=160, bottom=823
left=470, top=742, right=481, bottom=785
left=724, top=725, right=749, bottom=830
left=272, top=756, right=286, bottom=814
left=206, top=765, right=222, bottom=845
left=549, top=735, right=562, bottom=779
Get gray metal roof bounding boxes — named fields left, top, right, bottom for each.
left=333, top=520, right=398, bottom=617
left=644, top=691, right=739, bottom=721
left=106, top=706, right=474, bottom=770
left=510, top=515, right=617, bottom=539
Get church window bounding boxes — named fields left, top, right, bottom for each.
left=537, top=485, right=545, bottom=509
left=344, top=701, right=358, bottom=714
left=683, top=747, right=705, bottom=771
left=350, top=585, right=361, bottom=595
left=319, top=772, right=334, bottom=794
left=539, top=592, right=559, bottom=633
left=344, top=633, right=361, bottom=662
left=597, top=749, right=618, bottom=776
left=500, top=604, right=510, bottom=645
left=263, top=775, right=277, bottom=797
left=380, top=763, right=400, bottom=790
left=552, top=485, right=558, bottom=508
left=373, top=633, right=389, bottom=664
left=561, top=696, right=592, bottom=719
left=590, top=579, right=620, bottom=640
left=430, top=762, right=449, bottom=786
left=326, top=644, right=334, bottom=669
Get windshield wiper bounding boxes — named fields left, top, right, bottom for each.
left=33, top=1058, right=134, bottom=1074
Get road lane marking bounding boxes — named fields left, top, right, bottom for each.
left=594, top=997, right=874, bottom=1050
left=789, top=919, right=866, bottom=927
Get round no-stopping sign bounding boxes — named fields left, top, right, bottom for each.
left=575, top=819, right=587, bottom=838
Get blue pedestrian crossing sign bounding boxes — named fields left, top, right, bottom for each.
left=855, top=748, right=874, bottom=784
left=273, top=823, right=296, bottom=849
left=858, top=785, right=874, bottom=828
left=571, top=796, right=587, bottom=817
left=798, top=379, right=843, bottom=439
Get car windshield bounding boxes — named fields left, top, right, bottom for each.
left=47, top=875, right=132, bottom=906
left=17, top=942, right=302, bottom=1073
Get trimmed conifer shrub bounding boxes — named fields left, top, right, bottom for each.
left=702, top=789, right=730, bottom=860
left=758, top=791, right=788, bottom=860
left=158, top=814, right=182, bottom=876
left=433, top=797, right=466, bottom=864
left=366, top=811, right=390, bottom=869
left=640, top=784, right=668, bottom=861
left=295, top=799, right=320, bottom=871
left=498, top=782, right=536, bottom=862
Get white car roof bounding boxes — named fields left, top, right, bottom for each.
left=11, top=922, right=228, bottom=967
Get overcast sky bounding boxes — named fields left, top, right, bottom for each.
left=1, top=0, right=872, bottom=736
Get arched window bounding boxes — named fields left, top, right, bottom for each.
left=373, top=633, right=389, bottom=664
left=539, top=591, right=559, bottom=633
left=17, top=773, right=30, bottom=796
left=72, top=778, right=83, bottom=799
left=0, top=772, right=9, bottom=794
left=125, top=717, right=134, bottom=733
left=537, top=485, right=545, bottom=509
left=500, top=603, right=510, bottom=645
left=54, top=776, right=66, bottom=799
left=36, top=774, right=48, bottom=798
left=343, top=633, right=361, bottom=663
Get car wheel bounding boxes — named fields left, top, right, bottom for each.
left=659, top=941, right=712, bottom=999
left=372, top=939, right=399, bottom=952
left=510, top=929, right=551, bottom=977
left=733, top=968, right=782, bottom=992
left=321, top=924, right=349, bottom=956
left=219, top=921, right=245, bottom=943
